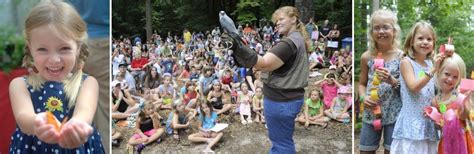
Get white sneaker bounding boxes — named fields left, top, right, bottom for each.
left=203, top=148, right=215, bottom=154
left=247, top=119, right=253, bottom=124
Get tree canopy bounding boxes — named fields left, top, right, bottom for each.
left=112, top=0, right=352, bottom=41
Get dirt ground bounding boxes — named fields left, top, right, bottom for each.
left=112, top=69, right=353, bottom=153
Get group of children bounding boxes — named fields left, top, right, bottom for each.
left=358, top=9, right=473, bottom=154
left=110, top=19, right=352, bottom=152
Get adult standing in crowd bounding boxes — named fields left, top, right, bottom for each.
left=222, top=6, right=310, bottom=154
left=327, top=24, right=340, bottom=58
left=320, top=19, right=331, bottom=58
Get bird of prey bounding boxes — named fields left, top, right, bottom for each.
left=219, top=11, right=238, bottom=35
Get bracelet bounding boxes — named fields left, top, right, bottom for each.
left=359, top=96, right=364, bottom=102
left=391, top=77, right=400, bottom=89
left=424, top=71, right=434, bottom=78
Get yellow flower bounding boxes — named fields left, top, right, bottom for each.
left=45, top=96, right=63, bottom=112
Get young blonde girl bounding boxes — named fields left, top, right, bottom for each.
left=238, top=82, right=253, bottom=124
left=429, top=53, right=473, bottom=154
left=165, top=99, right=196, bottom=140
left=253, top=87, right=265, bottom=124
left=127, top=103, right=165, bottom=153
left=188, top=101, right=225, bottom=153
left=296, top=89, right=330, bottom=128
left=9, top=0, right=103, bottom=152
left=358, top=9, right=403, bottom=153
left=330, top=50, right=340, bottom=66
left=324, top=86, right=351, bottom=123
left=158, top=73, right=176, bottom=109
left=391, top=21, right=444, bottom=154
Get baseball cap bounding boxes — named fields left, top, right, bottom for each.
left=111, top=80, right=121, bottom=87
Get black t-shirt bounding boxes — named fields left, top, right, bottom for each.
left=113, top=90, right=128, bottom=113
left=263, top=39, right=305, bottom=102
left=139, top=117, right=154, bottom=132
left=321, top=24, right=331, bottom=36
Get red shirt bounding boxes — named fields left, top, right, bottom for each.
left=180, top=70, right=190, bottom=79
left=184, top=91, right=197, bottom=105
left=131, top=57, right=149, bottom=69
left=221, top=76, right=232, bottom=85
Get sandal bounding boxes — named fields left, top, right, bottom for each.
left=135, top=143, right=146, bottom=153
left=112, top=139, right=120, bottom=147
left=322, top=122, right=328, bottom=129
left=173, top=133, right=179, bottom=140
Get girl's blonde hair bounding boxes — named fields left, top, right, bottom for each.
left=403, top=21, right=436, bottom=60
left=272, top=6, right=310, bottom=53
left=172, top=99, right=183, bottom=111
left=309, top=89, right=323, bottom=101
left=435, top=53, right=466, bottom=91
left=22, top=0, right=88, bottom=109
left=138, top=102, right=154, bottom=120
left=368, top=9, right=401, bottom=55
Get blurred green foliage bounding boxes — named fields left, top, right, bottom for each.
left=0, top=26, right=25, bottom=73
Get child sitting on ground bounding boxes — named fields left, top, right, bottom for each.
left=324, top=86, right=351, bottom=123
left=297, top=89, right=330, bottom=128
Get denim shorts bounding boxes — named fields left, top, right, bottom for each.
left=359, top=122, right=395, bottom=151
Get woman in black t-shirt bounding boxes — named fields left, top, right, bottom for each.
left=111, top=81, right=138, bottom=121
left=221, top=6, right=310, bottom=154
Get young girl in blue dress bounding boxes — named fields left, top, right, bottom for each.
left=9, top=0, right=103, bottom=153
left=391, top=21, right=444, bottom=154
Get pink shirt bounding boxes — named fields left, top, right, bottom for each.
left=321, top=82, right=338, bottom=109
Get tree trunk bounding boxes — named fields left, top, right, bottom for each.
left=146, top=0, right=152, bottom=41
left=295, top=0, right=314, bottom=23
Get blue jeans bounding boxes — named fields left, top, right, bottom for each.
left=264, top=97, right=303, bottom=154
left=359, top=122, right=396, bottom=151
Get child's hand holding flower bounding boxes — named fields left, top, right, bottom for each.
left=34, top=112, right=60, bottom=144
left=58, top=118, right=93, bottom=149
